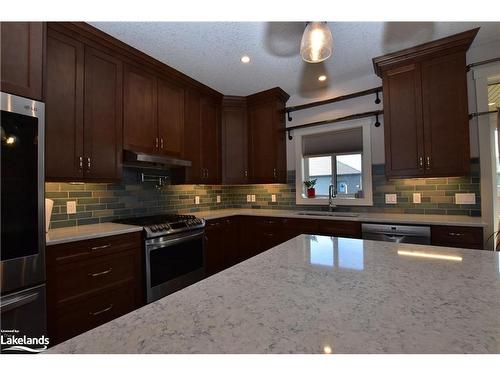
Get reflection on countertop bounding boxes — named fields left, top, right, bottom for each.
left=47, top=235, right=500, bottom=354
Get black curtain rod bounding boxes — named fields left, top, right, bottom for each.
left=286, top=110, right=383, bottom=140
left=466, top=57, right=500, bottom=72
left=469, top=109, right=499, bottom=119
left=286, top=86, right=382, bottom=121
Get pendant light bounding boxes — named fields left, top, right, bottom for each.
left=300, top=22, right=333, bottom=63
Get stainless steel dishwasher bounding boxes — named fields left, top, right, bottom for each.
left=362, top=223, right=431, bottom=245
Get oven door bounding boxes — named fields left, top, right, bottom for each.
left=145, top=229, right=205, bottom=303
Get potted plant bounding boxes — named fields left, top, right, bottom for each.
left=303, top=179, right=317, bottom=198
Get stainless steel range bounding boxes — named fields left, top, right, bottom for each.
left=113, top=214, right=205, bottom=304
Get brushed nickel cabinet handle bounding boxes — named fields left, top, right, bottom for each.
left=78, top=156, right=83, bottom=170
left=419, top=157, right=423, bottom=168
left=426, top=156, right=431, bottom=169
left=448, top=232, right=463, bottom=237
left=88, top=268, right=113, bottom=278
left=160, top=138, right=164, bottom=149
left=90, top=244, right=111, bottom=251
left=273, top=168, right=277, bottom=179
left=244, top=170, right=248, bottom=178
left=89, top=304, right=113, bottom=316
left=155, top=137, right=159, bottom=149
left=87, top=157, right=91, bottom=171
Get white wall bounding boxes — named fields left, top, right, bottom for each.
left=285, top=39, right=500, bottom=171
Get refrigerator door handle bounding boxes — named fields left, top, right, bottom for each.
left=0, top=292, right=39, bottom=313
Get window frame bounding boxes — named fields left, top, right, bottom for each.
left=294, top=119, right=373, bottom=206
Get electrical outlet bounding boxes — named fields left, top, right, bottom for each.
left=216, top=195, right=221, bottom=203
left=271, top=194, right=276, bottom=202
left=246, top=194, right=251, bottom=202
left=251, top=195, right=256, bottom=202
left=413, top=193, right=421, bottom=204
left=385, top=194, right=397, bottom=204
left=66, top=201, right=77, bottom=214
left=455, top=193, right=475, bottom=204
left=195, top=196, right=200, bottom=205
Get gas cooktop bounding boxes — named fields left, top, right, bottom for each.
left=113, top=214, right=205, bottom=238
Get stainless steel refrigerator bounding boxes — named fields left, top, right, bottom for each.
left=0, top=92, right=47, bottom=353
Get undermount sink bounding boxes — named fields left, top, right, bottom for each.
left=296, top=211, right=359, bottom=218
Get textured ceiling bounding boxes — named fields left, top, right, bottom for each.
left=90, top=22, right=500, bottom=97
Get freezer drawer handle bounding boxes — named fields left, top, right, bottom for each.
left=448, top=232, right=464, bottom=237
left=0, top=292, right=39, bottom=313
left=89, top=304, right=114, bottom=316
left=88, top=268, right=113, bottom=278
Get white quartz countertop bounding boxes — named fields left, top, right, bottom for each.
left=47, top=236, right=500, bottom=354
left=46, top=222, right=143, bottom=246
left=193, top=208, right=487, bottom=227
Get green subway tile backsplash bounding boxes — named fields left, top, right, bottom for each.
left=45, top=159, right=481, bottom=229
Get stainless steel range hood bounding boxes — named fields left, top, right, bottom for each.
left=123, top=150, right=192, bottom=170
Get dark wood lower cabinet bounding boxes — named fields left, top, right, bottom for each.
left=431, top=225, right=483, bottom=250
left=46, top=232, right=143, bottom=345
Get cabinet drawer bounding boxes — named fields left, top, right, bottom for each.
left=52, top=249, right=136, bottom=303
left=318, top=220, right=361, bottom=238
left=47, top=232, right=142, bottom=266
left=53, top=283, right=135, bottom=344
left=431, top=225, right=483, bottom=249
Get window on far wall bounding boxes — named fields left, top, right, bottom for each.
left=294, top=120, right=373, bottom=206
left=304, top=153, right=363, bottom=198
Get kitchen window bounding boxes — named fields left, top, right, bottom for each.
left=294, top=120, right=373, bottom=206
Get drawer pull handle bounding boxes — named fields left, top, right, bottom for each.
left=88, top=268, right=113, bottom=278
left=90, top=244, right=111, bottom=251
left=448, top=232, right=463, bottom=237
left=89, top=304, right=114, bottom=316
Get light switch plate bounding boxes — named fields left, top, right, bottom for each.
left=251, top=195, right=256, bottom=202
left=271, top=194, right=276, bottom=202
left=246, top=194, right=251, bottom=202
left=385, top=194, right=397, bottom=204
left=195, top=196, right=200, bottom=205
left=413, top=193, right=421, bottom=204
left=216, top=195, right=221, bottom=203
left=66, top=201, right=77, bottom=214
left=455, top=193, right=475, bottom=205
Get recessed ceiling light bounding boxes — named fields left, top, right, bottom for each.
left=318, top=75, right=327, bottom=82
left=489, top=102, right=496, bottom=106
left=240, top=55, right=250, bottom=63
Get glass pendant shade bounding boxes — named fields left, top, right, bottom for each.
left=300, top=22, right=333, bottom=63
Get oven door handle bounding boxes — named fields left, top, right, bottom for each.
left=146, top=231, right=204, bottom=251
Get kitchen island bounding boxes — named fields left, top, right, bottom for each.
left=46, top=235, right=500, bottom=354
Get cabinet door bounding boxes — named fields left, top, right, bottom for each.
left=183, top=89, right=203, bottom=183
left=123, top=64, right=157, bottom=153
left=248, top=102, right=277, bottom=183
left=222, top=99, right=248, bottom=184
left=157, top=78, right=184, bottom=156
left=200, top=95, right=220, bottom=184
left=83, top=47, right=123, bottom=181
left=421, top=52, right=470, bottom=176
left=1, top=22, right=44, bottom=100
left=383, top=64, right=425, bottom=178
left=45, top=28, right=85, bottom=180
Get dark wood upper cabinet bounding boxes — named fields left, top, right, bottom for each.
left=179, top=89, right=221, bottom=184
left=123, top=64, right=157, bottom=154
left=222, top=96, right=248, bottom=184
left=247, top=88, right=289, bottom=183
left=157, top=78, right=184, bottom=156
left=1, top=22, right=44, bottom=100
left=45, top=28, right=85, bottom=180
left=382, top=63, right=424, bottom=177
left=373, top=28, right=478, bottom=178
left=200, top=95, right=221, bottom=184
left=45, top=26, right=122, bottom=182
left=83, top=46, right=123, bottom=180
